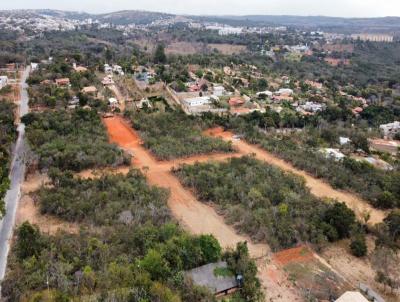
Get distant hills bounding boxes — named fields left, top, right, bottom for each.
left=1, top=9, right=400, bottom=33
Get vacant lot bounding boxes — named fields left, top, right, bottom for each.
left=130, top=112, right=234, bottom=160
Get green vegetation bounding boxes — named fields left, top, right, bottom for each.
left=174, top=156, right=357, bottom=251
left=2, top=169, right=262, bottom=301
left=130, top=112, right=233, bottom=160
left=0, top=101, right=16, bottom=217
left=221, top=115, right=400, bottom=209
left=22, top=108, right=129, bottom=172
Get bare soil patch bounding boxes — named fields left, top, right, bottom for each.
left=16, top=173, right=79, bottom=235
left=208, top=43, right=247, bottom=55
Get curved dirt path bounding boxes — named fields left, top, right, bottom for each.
left=102, top=116, right=303, bottom=302
left=206, top=128, right=387, bottom=225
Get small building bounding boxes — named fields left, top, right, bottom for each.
left=69, top=96, right=80, bottom=106
left=213, top=85, right=226, bottom=97
left=81, top=86, right=97, bottom=95
left=275, top=88, right=293, bottom=96
left=339, top=137, right=351, bottom=145
left=108, top=97, right=118, bottom=108
left=0, top=76, right=8, bottom=89
left=320, top=148, right=345, bottom=161
left=102, top=75, right=114, bottom=86
left=335, top=291, right=369, bottom=302
left=55, top=78, right=70, bottom=86
left=30, top=62, right=39, bottom=71
left=229, top=97, right=245, bottom=107
left=256, top=90, right=273, bottom=98
left=369, top=138, right=400, bottom=155
left=73, top=63, right=88, bottom=73
left=185, top=261, right=239, bottom=297
left=184, top=96, right=213, bottom=107
left=379, top=121, right=400, bottom=138
left=113, top=65, right=124, bottom=76
left=104, top=64, right=113, bottom=74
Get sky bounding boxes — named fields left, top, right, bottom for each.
left=0, top=0, right=400, bottom=17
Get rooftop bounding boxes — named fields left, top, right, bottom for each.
left=185, top=261, right=237, bottom=294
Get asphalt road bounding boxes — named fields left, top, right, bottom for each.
left=0, top=67, right=30, bottom=290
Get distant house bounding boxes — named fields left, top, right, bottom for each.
left=108, top=97, right=118, bottom=108
left=256, top=90, right=273, bottom=98
left=275, top=88, right=293, bottom=96
left=55, top=78, right=70, bottom=86
left=73, top=63, right=88, bottom=73
left=335, top=291, right=369, bottom=302
left=69, top=96, right=80, bottom=106
left=113, top=65, right=124, bottom=76
left=104, top=64, right=113, bottom=74
left=213, top=86, right=227, bottom=97
left=0, top=76, right=8, bottom=89
left=184, top=96, right=213, bottom=107
left=102, top=75, right=114, bottom=86
left=185, top=261, right=241, bottom=297
left=369, top=138, right=400, bottom=155
left=320, top=148, right=345, bottom=161
left=229, top=97, right=245, bottom=107
left=339, top=137, right=351, bottom=145
left=379, top=121, right=400, bottom=138
left=81, top=86, right=97, bottom=95
left=30, top=62, right=39, bottom=71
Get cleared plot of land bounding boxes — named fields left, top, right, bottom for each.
left=274, top=246, right=350, bottom=300
left=16, top=173, right=79, bottom=235
left=206, top=128, right=386, bottom=225
left=130, top=112, right=234, bottom=160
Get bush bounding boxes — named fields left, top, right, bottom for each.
left=350, top=235, right=367, bottom=257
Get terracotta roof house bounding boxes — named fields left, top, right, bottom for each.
left=81, top=86, right=97, bottom=94
left=229, top=97, right=245, bottom=107
left=55, top=78, right=70, bottom=86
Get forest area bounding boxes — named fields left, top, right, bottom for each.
left=22, top=109, right=130, bottom=172
left=0, top=101, right=16, bottom=217
left=2, top=169, right=262, bottom=302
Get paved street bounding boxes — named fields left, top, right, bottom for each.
left=0, top=67, right=30, bottom=290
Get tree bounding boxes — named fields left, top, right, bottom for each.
left=324, top=202, right=356, bottom=240
left=154, top=44, right=167, bottom=64
left=350, top=235, right=367, bottom=257
left=15, top=222, right=43, bottom=260
left=383, top=210, right=400, bottom=242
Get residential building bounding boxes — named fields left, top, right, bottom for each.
left=275, top=88, right=293, bottom=96
left=320, top=148, right=345, bottom=161
left=339, top=137, right=351, bottom=145
left=213, top=85, right=226, bottom=96
left=185, top=261, right=240, bottom=297
left=369, top=138, right=400, bottom=155
left=229, top=97, right=245, bottom=107
left=256, top=90, right=273, bottom=98
left=112, top=65, right=124, bottom=75
left=184, top=96, right=213, bottom=107
left=351, top=34, right=393, bottom=43
left=104, top=64, right=113, bottom=74
left=379, top=121, right=400, bottom=138
left=30, top=62, right=39, bottom=71
left=55, top=78, right=70, bottom=86
left=81, top=86, right=97, bottom=94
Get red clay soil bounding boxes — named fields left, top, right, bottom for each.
left=274, top=246, right=314, bottom=266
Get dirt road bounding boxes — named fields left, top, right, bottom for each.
left=103, top=116, right=303, bottom=301
left=206, top=128, right=386, bottom=225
